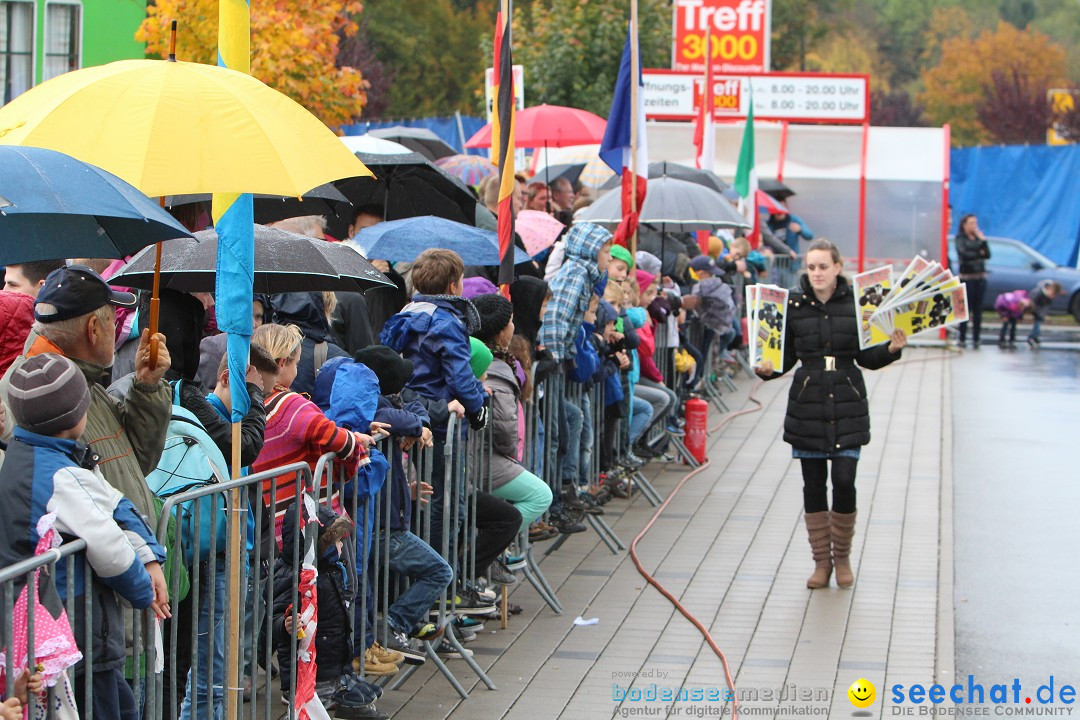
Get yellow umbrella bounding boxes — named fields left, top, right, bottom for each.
left=0, top=58, right=372, bottom=197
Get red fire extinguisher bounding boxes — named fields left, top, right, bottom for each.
left=684, top=396, right=709, bottom=464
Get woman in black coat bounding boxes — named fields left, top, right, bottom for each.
left=954, top=213, right=991, bottom=347
left=755, top=239, right=906, bottom=589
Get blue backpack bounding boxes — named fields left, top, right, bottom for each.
left=146, top=382, right=231, bottom=564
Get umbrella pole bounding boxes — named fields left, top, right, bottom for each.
left=227, top=423, right=243, bottom=720
left=149, top=196, right=166, bottom=366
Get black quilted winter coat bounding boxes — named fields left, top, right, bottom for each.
left=768, top=275, right=901, bottom=452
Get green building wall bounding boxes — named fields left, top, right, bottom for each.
left=31, top=0, right=146, bottom=85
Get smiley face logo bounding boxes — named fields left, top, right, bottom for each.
left=848, top=678, right=876, bottom=708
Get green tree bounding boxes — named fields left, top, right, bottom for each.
left=358, top=0, right=492, bottom=117
left=771, top=0, right=849, bottom=71
left=512, top=0, right=670, bottom=116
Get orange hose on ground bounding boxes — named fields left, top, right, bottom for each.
left=629, top=379, right=766, bottom=720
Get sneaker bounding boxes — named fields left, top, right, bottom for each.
left=367, top=642, right=403, bottom=666
left=362, top=648, right=400, bottom=676
left=334, top=703, right=390, bottom=720
left=452, top=616, right=485, bottom=632
left=487, top=561, right=519, bottom=587
left=463, top=585, right=497, bottom=606
left=410, top=622, right=444, bottom=642
left=550, top=510, right=587, bottom=534
left=577, top=492, right=605, bottom=516
left=383, top=631, right=427, bottom=666
left=280, top=692, right=291, bottom=707
left=429, top=592, right=497, bottom=617
left=604, top=479, right=631, bottom=500
left=457, top=628, right=477, bottom=643
left=503, top=553, right=527, bottom=570
left=434, top=640, right=474, bottom=660
left=331, top=673, right=382, bottom=706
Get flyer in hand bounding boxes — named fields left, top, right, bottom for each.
left=747, top=284, right=788, bottom=368
left=853, top=266, right=894, bottom=349
left=853, top=260, right=969, bottom=343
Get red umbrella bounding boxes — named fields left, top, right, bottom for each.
left=757, top=189, right=786, bottom=215
left=465, top=104, right=606, bottom=149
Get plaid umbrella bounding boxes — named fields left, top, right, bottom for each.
left=435, top=154, right=498, bottom=187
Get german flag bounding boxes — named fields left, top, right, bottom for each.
left=491, top=9, right=516, bottom=289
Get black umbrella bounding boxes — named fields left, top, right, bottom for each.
left=164, top=183, right=352, bottom=225
left=111, top=225, right=395, bottom=294
left=369, top=126, right=457, bottom=162
left=329, top=151, right=494, bottom=239
left=532, top=163, right=586, bottom=186
left=759, top=178, right=796, bottom=200
left=598, top=161, right=730, bottom=194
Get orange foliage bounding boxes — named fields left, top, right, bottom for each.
left=920, top=21, right=1066, bottom=145
left=137, top=0, right=367, bottom=129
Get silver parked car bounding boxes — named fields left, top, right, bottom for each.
left=948, top=237, right=1080, bottom=321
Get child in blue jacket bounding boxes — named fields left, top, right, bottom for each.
left=0, top=354, right=167, bottom=720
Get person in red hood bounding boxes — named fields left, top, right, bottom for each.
left=0, top=291, right=34, bottom=376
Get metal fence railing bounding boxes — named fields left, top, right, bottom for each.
left=0, top=298, right=759, bottom=716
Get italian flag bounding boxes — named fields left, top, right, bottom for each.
left=733, top=98, right=759, bottom=246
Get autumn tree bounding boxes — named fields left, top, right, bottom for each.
left=870, top=89, right=928, bottom=127
left=512, top=0, right=669, bottom=117
left=975, top=68, right=1050, bottom=144
left=919, top=21, right=1066, bottom=145
left=137, top=1, right=367, bottom=128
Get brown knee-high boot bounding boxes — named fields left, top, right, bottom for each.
left=830, top=511, right=857, bottom=588
left=804, top=512, right=832, bottom=589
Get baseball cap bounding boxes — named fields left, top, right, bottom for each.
left=690, top=255, right=718, bottom=274
left=34, top=265, right=137, bottom=324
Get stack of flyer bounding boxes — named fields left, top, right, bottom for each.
left=853, top=257, right=969, bottom=349
left=746, top=284, right=789, bottom=368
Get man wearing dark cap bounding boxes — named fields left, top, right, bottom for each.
left=0, top=265, right=172, bottom=525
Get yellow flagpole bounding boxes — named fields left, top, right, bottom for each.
left=215, top=3, right=250, bottom=719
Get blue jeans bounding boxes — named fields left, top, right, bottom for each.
left=179, top=557, right=228, bottom=720
left=1030, top=316, right=1043, bottom=340
left=578, top=392, right=594, bottom=484
left=629, top=395, right=653, bottom=444
left=558, top=393, right=584, bottom=485
left=366, top=530, right=452, bottom=646
left=242, top=558, right=270, bottom=678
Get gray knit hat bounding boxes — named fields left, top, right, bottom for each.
left=8, top=354, right=90, bottom=437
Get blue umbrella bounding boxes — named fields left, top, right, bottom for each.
left=0, top=146, right=193, bottom=265
left=354, top=215, right=532, bottom=265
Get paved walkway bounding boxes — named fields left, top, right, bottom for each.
left=374, top=348, right=955, bottom=720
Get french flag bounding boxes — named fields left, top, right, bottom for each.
left=599, top=20, right=648, bottom=249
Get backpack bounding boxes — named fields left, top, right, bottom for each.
left=146, top=382, right=230, bottom=565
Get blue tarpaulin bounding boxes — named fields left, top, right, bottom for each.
left=340, top=115, right=488, bottom=156
left=951, top=144, right=1080, bottom=267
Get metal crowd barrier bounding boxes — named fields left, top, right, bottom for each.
left=154, top=461, right=309, bottom=720
left=769, top=253, right=799, bottom=290
left=0, top=331, right=743, bottom=718
left=0, top=537, right=92, bottom=720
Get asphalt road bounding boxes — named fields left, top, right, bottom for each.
left=952, top=345, right=1080, bottom=691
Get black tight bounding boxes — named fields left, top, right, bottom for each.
left=800, top=457, right=858, bottom=514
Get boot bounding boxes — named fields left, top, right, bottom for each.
left=804, top=511, right=832, bottom=589
left=830, top=511, right=857, bottom=588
